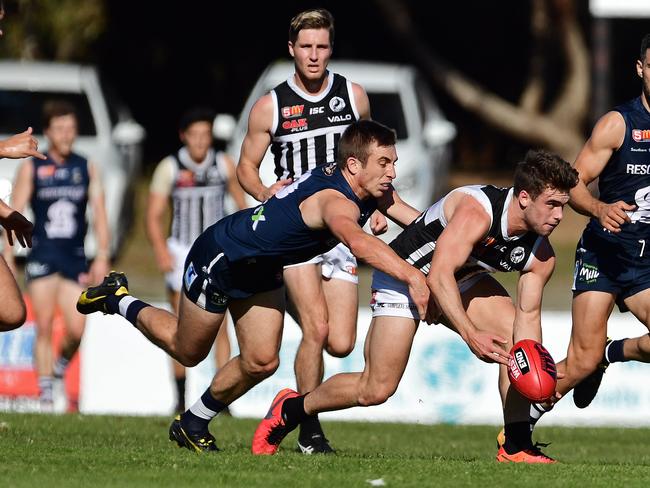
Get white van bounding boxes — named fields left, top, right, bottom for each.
left=0, top=61, right=145, bottom=257
left=217, top=60, right=456, bottom=241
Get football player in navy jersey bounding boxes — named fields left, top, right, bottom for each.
left=147, top=107, right=246, bottom=413
left=5, top=101, right=111, bottom=412
left=254, top=150, right=578, bottom=462
left=77, top=120, right=431, bottom=453
left=521, top=33, right=650, bottom=443
left=236, top=8, right=388, bottom=453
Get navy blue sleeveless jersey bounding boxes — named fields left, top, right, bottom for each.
left=588, top=96, right=650, bottom=242
left=31, top=152, right=89, bottom=253
left=211, top=162, right=377, bottom=266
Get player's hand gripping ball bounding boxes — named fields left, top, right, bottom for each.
left=508, top=339, right=557, bottom=402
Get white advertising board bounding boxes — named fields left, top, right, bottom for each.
left=80, top=307, right=650, bottom=426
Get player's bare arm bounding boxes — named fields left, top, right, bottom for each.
left=304, top=189, right=429, bottom=319
left=351, top=83, right=371, bottom=120
left=87, top=162, right=111, bottom=283
left=512, top=238, right=555, bottom=343
left=222, top=153, right=248, bottom=210
left=376, top=185, right=421, bottom=228
left=0, top=128, right=46, bottom=160
left=428, top=195, right=509, bottom=365
left=570, top=111, right=634, bottom=232
left=237, top=95, right=292, bottom=202
left=145, top=190, right=173, bottom=273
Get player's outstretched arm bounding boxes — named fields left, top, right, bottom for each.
left=570, top=111, right=634, bottom=232
left=0, top=128, right=46, bottom=160
left=376, top=186, right=421, bottom=228
left=318, top=192, right=429, bottom=319
left=513, top=238, right=555, bottom=343
left=428, top=196, right=509, bottom=365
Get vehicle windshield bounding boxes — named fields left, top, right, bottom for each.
left=367, top=92, right=408, bottom=141
left=0, top=90, right=96, bottom=136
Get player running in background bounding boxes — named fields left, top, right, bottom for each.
left=146, top=107, right=246, bottom=413
left=77, top=120, right=429, bottom=453
left=236, top=8, right=384, bottom=454
left=4, top=100, right=111, bottom=411
left=521, top=33, right=650, bottom=436
left=253, top=150, right=578, bottom=463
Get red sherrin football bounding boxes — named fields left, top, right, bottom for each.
left=507, top=339, right=557, bottom=402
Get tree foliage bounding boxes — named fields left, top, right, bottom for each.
left=1, top=0, right=105, bottom=61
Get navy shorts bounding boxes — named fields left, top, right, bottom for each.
left=182, top=230, right=284, bottom=313
left=25, top=247, right=88, bottom=284
left=572, top=227, right=650, bottom=312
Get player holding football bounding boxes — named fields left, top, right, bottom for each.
left=253, top=150, right=578, bottom=463
left=520, top=33, right=650, bottom=437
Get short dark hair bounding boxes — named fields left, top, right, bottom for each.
left=513, top=149, right=578, bottom=199
left=337, top=120, right=397, bottom=169
left=42, top=100, right=76, bottom=128
left=640, top=34, right=650, bottom=61
left=178, top=107, right=215, bottom=132
left=289, top=9, right=335, bottom=46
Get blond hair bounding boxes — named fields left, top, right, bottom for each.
left=289, top=9, right=334, bottom=45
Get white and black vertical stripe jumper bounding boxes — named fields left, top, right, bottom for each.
left=389, top=185, right=544, bottom=280
left=170, top=150, right=228, bottom=246
left=270, top=71, right=360, bottom=181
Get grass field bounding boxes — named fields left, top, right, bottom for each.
left=1, top=413, right=649, bottom=487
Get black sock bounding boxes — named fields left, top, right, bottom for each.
left=299, top=414, right=323, bottom=440
left=175, top=377, right=186, bottom=409
left=281, top=395, right=308, bottom=429
left=105, top=295, right=150, bottom=326
left=503, top=421, right=532, bottom=454
left=181, top=389, right=227, bottom=435
left=605, top=339, right=627, bottom=363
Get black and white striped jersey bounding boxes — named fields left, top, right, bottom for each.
left=389, top=185, right=545, bottom=281
left=269, top=71, right=360, bottom=181
left=170, top=148, right=228, bottom=246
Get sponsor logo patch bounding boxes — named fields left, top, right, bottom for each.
left=510, top=246, right=525, bottom=264
left=632, top=129, right=650, bottom=142
left=281, top=105, right=304, bottom=118
left=281, top=118, right=307, bottom=131
left=329, top=96, right=346, bottom=112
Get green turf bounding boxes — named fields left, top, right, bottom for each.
left=1, top=413, right=649, bottom=487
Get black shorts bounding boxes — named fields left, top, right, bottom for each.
left=572, top=227, right=650, bottom=312
left=182, top=230, right=284, bottom=313
left=25, top=247, right=88, bottom=283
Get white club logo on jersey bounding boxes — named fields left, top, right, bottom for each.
left=510, top=246, right=525, bottom=264
left=329, top=96, right=346, bottom=113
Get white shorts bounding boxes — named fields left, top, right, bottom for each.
left=165, top=238, right=191, bottom=293
left=284, top=242, right=359, bottom=284
left=370, top=269, right=490, bottom=320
